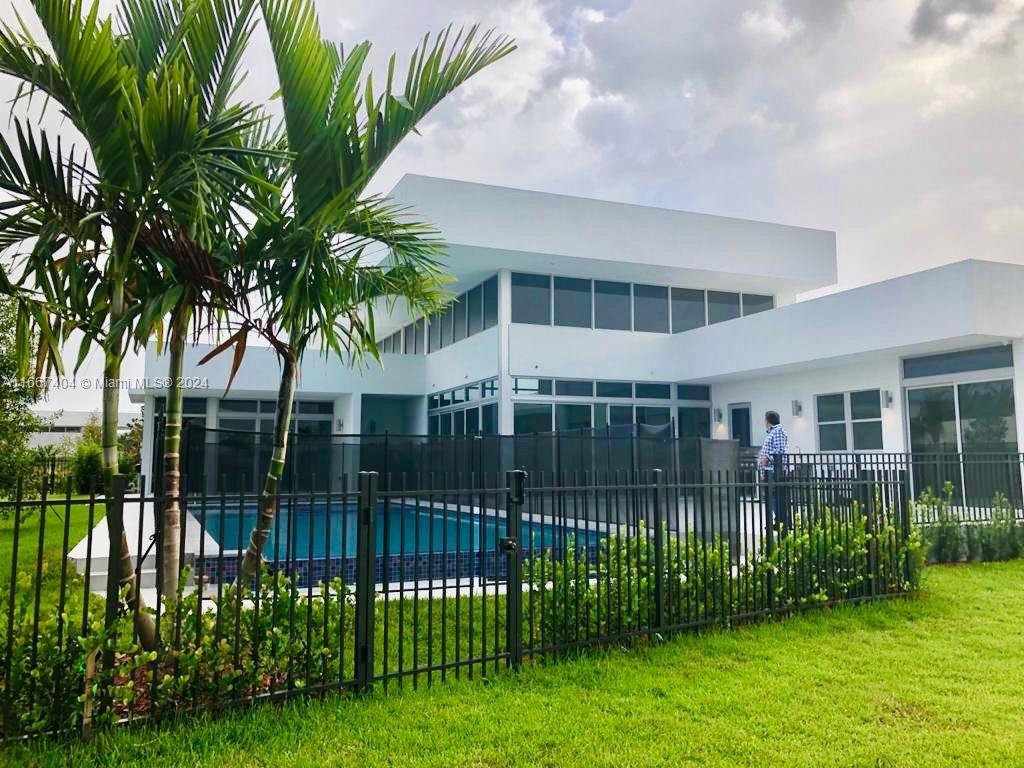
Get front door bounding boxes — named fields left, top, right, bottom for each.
left=730, top=405, right=751, bottom=448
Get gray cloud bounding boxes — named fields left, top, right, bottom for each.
left=911, top=0, right=1000, bottom=41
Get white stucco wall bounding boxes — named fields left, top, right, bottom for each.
left=708, top=355, right=907, bottom=452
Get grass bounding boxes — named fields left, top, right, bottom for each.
left=3, top=560, right=1022, bottom=768
left=0, top=501, right=104, bottom=605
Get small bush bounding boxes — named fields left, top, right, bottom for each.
left=72, top=441, right=104, bottom=494
left=918, top=486, right=1024, bottom=564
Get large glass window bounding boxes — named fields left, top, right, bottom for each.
left=678, top=407, right=711, bottom=438
left=671, top=288, right=705, bottom=333
left=742, top=294, right=774, bottom=316
left=850, top=390, right=882, bottom=450
left=708, top=291, right=741, bottom=325
left=465, top=407, right=480, bottom=435
left=635, top=383, right=672, bottom=399
left=904, top=345, right=1014, bottom=379
left=677, top=384, right=711, bottom=401
left=428, top=315, right=441, bottom=352
left=514, top=402, right=552, bottom=434
left=483, top=276, right=498, bottom=329
left=513, top=378, right=553, bottom=395
left=467, top=286, right=483, bottom=336
left=907, top=386, right=958, bottom=453
left=414, top=319, right=425, bottom=354
left=594, top=280, right=631, bottom=330
left=816, top=390, right=883, bottom=451
left=958, top=380, right=1017, bottom=453
left=553, top=277, right=592, bottom=328
left=636, top=406, right=670, bottom=426
left=816, top=393, right=847, bottom=451
left=440, top=304, right=454, bottom=348
left=511, top=272, right=551, bottom=325
left=608, top=405, right=634, bottom=426
left=556, top=403, right=591, bottom=431
left=555, top=380, right=593, bottom=397
left=596, top=381, right=632, bottom=398
left=632, top=284, right=669, bottom=333
left=452, top=296, right=467, bottom=343
left=481, top=403, right=498, bottom=435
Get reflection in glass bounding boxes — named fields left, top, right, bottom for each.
left=671, top=288, right=705, bottom=333
left=553, top=277, right=592, bottom=328
left=907, top=386, right=957, bottom=453
left=556, top=403, right=592, bottom=431
left=594, top=280, right=631, bottom=330
left=708, top=291, right=740, bottom=325
left=958, top=380, right=1017, bottom=453
left=514, top=402, right=552, bottom=434
left=511, top=273, right=551, bottom=325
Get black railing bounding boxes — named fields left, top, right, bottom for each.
left=154, top=423, right=707, bottom=496
left=0, top=464, right=918, bottom=740
left=780, top=452, right=1024, bottom=523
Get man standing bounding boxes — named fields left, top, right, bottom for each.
left=758, top=410, right=790, bottom=529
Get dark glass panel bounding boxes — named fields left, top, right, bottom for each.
left=467, top=286, right=483, bottom=336
left=483, top=276, right=499, bottom=329
left=850, top=390, right=881, bottom=421
left=708, top=291, right=740, bottom=325
left=596, top=381, right=632, bottom=398
left=633, top=284, right=669, bottom=333
left=594, top=280, right=631, bottom=330
left=553, top=277, right=592, bottom=328
left=816, top=393, right=846, bottom=423
left=671, top=288, right=705, bottom=333
left=511, top=273, right=551, bottom=325
left=555, top=380, right=593, bottom=397
left=742, top=294, right=774, bottom=316
left=514, top=402, right=552, bottom=434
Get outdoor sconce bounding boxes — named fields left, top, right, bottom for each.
left=714, top=407, right=723, bottom=423
left=791, top=399, right=803, bottom=417
left=883, top=390, right=894, bottom=408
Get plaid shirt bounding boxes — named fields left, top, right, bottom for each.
left=758, top=424, right=789, bottom=472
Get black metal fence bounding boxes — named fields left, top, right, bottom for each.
left=781, top=452, right=1024, bottom=523
left=155, top=423, right=706, bottom=497
left=0, top=463, right=919, bottom=740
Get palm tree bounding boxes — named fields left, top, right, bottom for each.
left=0, top=0, right=279, bottom=643
left=230, top=0, right=515, bottom=577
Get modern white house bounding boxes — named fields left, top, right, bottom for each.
left=129, top=175, right=1024, bottom=485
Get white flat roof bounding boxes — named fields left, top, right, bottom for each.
left=389, top=175, right=838, bottom=296
left=673, top=259, right=1024, bottom=382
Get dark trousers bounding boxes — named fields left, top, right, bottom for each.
left=766, top=473, right=792, bottom=532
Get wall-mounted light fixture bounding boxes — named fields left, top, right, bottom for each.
left=883, top=390, right=894, bottom=408
left=714, top=407, right=723, bottom=423
left=791, top=399, right=803, bottom=417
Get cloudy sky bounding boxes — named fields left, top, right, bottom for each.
left=3, top=0, right=1024, bottom=410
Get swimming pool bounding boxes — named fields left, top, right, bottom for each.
left=201, top=501, right=600, bottom=561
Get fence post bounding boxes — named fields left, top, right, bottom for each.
left=504, top=470, right=526, bottom=671
left=764, top=464, right=776, bottom=614
left=651, top=468, right=666, bottom=635
left=354, top=471, right=378, bottom=693
left=101, top=475, right=128, bottom=709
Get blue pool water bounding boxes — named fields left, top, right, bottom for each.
left=201, top=502, right=599, bottom=560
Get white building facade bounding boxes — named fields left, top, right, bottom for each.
left=130, top=176, right=1024, bottom=483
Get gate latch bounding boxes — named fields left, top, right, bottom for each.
left=499, top=537, right=518, bottom=553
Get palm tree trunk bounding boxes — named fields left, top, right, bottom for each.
left=239, top=348, right=297, bottom=578
left=159, top=305, right=190, bottom=606
left=104, top=283, right=157, bottom=651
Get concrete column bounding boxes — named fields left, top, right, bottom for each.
left=1012, top=340, right=1024, bottom=452
left=332, top=394, right=362, bottom=491
left=497, top=268, right=514, bottom=436
left=141, top=395, right=156, bottom=493
left=204, top=396, right=219, bottom=493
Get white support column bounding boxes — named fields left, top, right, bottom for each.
left=203, top=396, right=219, bottom=493
left=1012, top=340, right=1024, bottom=453
left=498, top=268, right=514, bottom=436
left=332, top=394, right=362, bottom=491
left=140, top=395, right=156, bottom=493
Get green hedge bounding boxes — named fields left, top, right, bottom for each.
left=915, top=484, right=1024, bottom=563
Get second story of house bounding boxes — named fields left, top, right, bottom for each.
left=374, top=174, right=838, bottom=391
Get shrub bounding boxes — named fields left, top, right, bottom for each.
left=72, top=441, right=104, bottom=494
left=918, top=486, right=1024, bottom=564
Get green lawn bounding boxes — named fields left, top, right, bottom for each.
left=4, top=561, right=1023, bottom=768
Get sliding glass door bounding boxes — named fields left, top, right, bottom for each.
left=906, top=379, right=1019, bottom=505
